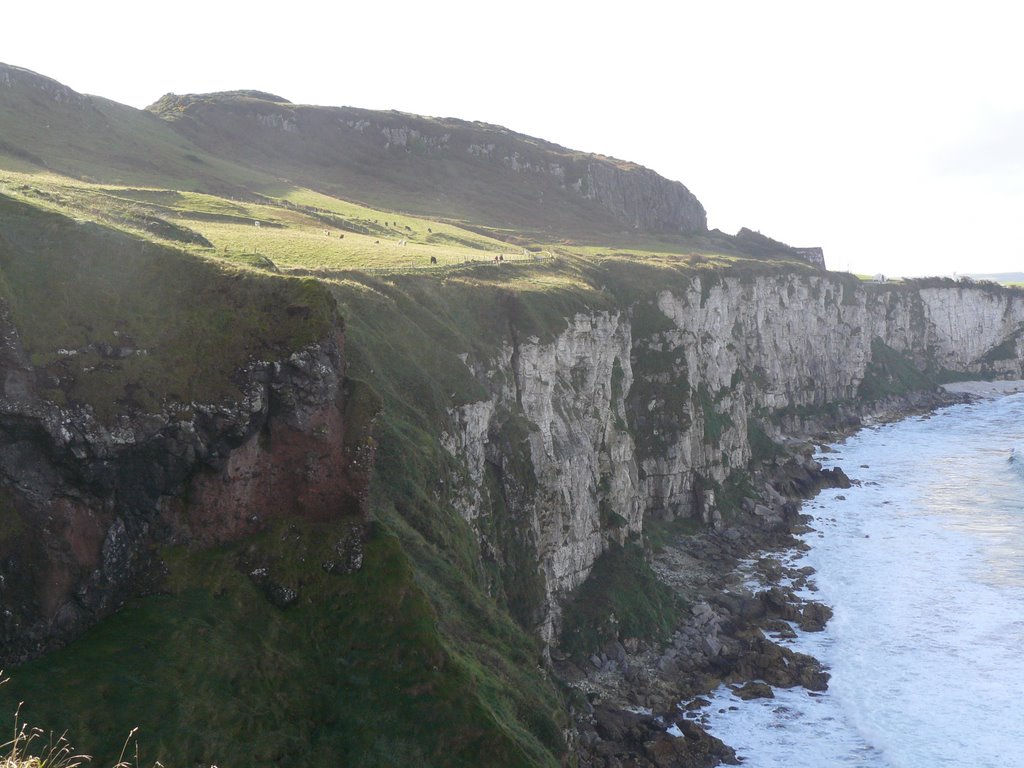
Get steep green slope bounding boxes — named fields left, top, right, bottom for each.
left=0, top=64, right=274, bottom=192
left=3, top=519, right=564, bottom=768
left=0, top=191, right=570, bottom=768
left=147, top=90, right=706, bottom=240
left=0, top=192, right=335, bottom=417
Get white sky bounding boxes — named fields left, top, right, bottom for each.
left=5, top=0, right=1024, bottom=276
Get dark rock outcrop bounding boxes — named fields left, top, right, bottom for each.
left=0, top=312, right=373, bottom=665
left=578, top=705, right=737, bottom=767
left=735, top=227, right=826, bottom=268
left=584, top=161, right=706, bottom=234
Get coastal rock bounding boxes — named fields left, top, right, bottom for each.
left=732, top=681, right=774, bottom=700
left=645, top=725, right=739, bottom=767
left=799, top=601, right=833, bottom=632
left=583, top=706, right=738, bottom=768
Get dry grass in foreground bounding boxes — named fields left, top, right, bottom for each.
left=1, top=673, right=212, bottom=768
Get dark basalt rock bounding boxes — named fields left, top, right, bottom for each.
left=582, top=705, right=738, bottom=768
left=799, top=601, right=833, bottom=632
left=732, top=681, right=774, bottom=700
left=0, top=310, right=374, bottom=665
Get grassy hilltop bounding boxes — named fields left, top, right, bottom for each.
left=0, top=62, right=826, bottom=767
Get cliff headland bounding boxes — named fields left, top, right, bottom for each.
left=1, top=62, right=1022, bottom=767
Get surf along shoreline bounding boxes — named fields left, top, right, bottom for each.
left=562, top=383, right=1011, bottom=767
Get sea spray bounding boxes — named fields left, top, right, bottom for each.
left=701, top=394, right=1024, bottom=767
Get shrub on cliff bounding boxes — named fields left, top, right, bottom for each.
left=559, top=542, right=684, bottom=658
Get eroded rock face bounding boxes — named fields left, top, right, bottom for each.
left=583, top=162, right=707, bottom=234
left=0, top=319, right=372, bottom=664
left=149, top=91, right=708, bottom=236
left=442, top=275, right=1024, bottom=646
left=443, top=312, right=637, bottom=644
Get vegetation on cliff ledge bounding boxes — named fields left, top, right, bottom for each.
left=5, top=65, right=1021, bottom=768
left=0, top=170, right=927, bottom=766
left=2, top=520, right=564, bottom=767
left=560, top=542, right=685, bottom=659
left=0, top=192, right=336, bottom=419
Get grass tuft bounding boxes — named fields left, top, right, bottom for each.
left=1, top=674, right=158, bottom=768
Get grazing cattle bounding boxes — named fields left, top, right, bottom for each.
left=254, top=220, right=261, bottom=228
left=430, top=256, right=437, bottom=264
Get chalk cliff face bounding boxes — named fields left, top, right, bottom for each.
left=914, top=287, right=1024, bottom=370
left=442, top=275, right=1024, bottom=644
left=6, top=261, right=1022, bottom=663
left=443, top=313, right=638, bottom=641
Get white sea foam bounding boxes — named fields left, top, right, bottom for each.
left=701, top=394, right=1024, bottom=767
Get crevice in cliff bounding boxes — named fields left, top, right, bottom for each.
left=508, top=320, right=524, bottom=410
left=481, top=456, right=546, bottom=632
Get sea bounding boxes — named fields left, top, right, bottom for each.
left=695, top=393, right=1024, bottom=767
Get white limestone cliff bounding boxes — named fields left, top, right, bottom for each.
left=442, top=275, right=1024, bottom=645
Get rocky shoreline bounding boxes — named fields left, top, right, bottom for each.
left=941, top=378, right=1024, bottom=397
left=558, top=388, right=976, bottom=767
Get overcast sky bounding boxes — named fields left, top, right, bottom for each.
left=6, top=1, right=1023, bottom=276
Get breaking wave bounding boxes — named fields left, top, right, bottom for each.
left=702, top=394, right=1024, bottom=766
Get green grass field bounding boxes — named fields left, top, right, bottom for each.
left=0, top=167, right=816, bottom=291
left=0, top=170, right=548, bottom=273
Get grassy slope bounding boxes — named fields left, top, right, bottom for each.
left=559, top=542, right=684, bottom=658
left=0, top=71, right=831, bottom=766
left=2, top=520, right=562, bottom=768
left=145, top=92, right=666, bottom=241
left=0, top=66, right=274, bottom=192
left=0, top=185, right=574, bottom=766
left=0, top=190, right=335, bottom=418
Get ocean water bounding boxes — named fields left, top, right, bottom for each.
left=699, top=394, right=1024, bottom=767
